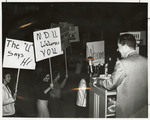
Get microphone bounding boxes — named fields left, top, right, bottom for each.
left=89, top=59, right=93, bottom=73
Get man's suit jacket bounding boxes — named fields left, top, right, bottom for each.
left=99, top=51, right=148, bottom=118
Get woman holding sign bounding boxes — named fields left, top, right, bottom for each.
left=35, top=70, right=53, bottom=118
left=49, top=71, right=68, bottom=117
left=2, top=69, right=16, bottom=117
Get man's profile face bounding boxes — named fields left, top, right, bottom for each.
left=117, top=43, right=126, bottom=58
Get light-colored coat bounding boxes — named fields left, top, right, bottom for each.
left=99, top=51, right=148, bottom=117
left=3, top=84, right=15, bottom=116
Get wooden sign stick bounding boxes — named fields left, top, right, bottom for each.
left=64, top=49, right=68, bottom=77
left=49, top=58, right=53, bottom=84
left=15, top=68, right=20, bottom=94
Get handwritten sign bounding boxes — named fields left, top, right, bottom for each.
left=33, top=27, right=63, bottom=62
left=86, top=41, right=105, bottom=66
left=3, top=38, right=36, bottom=69
left=59, top=22, right=70, bottom=50
left=69, top=26, right=80, bottom=43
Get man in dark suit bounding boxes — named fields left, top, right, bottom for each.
left=97, top=34, right=148, bottom=118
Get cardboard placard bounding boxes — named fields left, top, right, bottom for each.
left=3, top=38, right=36, bottom=69
left=59, top=22, right=70, bottom=50
left=86, top=41, right=105, bottom=66
left=33, top=27, right=63, bottom=62
left=69, top=26, right=80, bottom=43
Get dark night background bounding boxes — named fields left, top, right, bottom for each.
left=2, top=2, right=148, bottom=117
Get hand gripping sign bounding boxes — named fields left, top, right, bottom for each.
left=3, top=38, right=36, bottom=70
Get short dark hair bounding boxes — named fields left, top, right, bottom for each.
left=40, top=69, right=50, bottom=79
left=118, top=34, right=136, bottom=49
left=2, top=69, right=11, bottom=83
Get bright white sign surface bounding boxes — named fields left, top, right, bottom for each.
left=86, top=41, right=105, bottom=66
left=3, top=38, right=36, bottom=70
left=33, top=27, right=63, bottom=62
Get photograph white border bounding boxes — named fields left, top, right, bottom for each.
left=0, top=0, right=149, bottom=120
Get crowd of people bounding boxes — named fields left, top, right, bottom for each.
left=2, top=33, right=148, bottom=118
left=2, top=68, right=69, bottom=117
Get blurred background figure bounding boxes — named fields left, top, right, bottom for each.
left=49, top=71, right=68, bottom=117
left=76, top=79, right=88, bottom=118
left=3, top=69, right=16, bottom=117
left=35, top=70, right=52, bottom=117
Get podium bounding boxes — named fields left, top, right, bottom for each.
left=89, top=82, right=117, bottom=118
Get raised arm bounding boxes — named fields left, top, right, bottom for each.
left=60, top=77, right=68, bottom=89
left=44, top=83, right=54, bottom=94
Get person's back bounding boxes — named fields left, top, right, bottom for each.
left=117, top=53, right=148, bottom=117
left=96, top=34, right=148, bottom=118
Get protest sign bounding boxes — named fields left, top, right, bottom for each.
left=33, top=27, right=63, bottom=62
left=69, top=26, right=80, bottom=43
left=86, top=41, right=105, bottom=66
left=59, top=22, right=70, bottom=50
left=3, top=38, right=36, bottom=69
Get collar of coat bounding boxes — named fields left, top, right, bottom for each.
left=126, top=50, right=138, bottom=58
